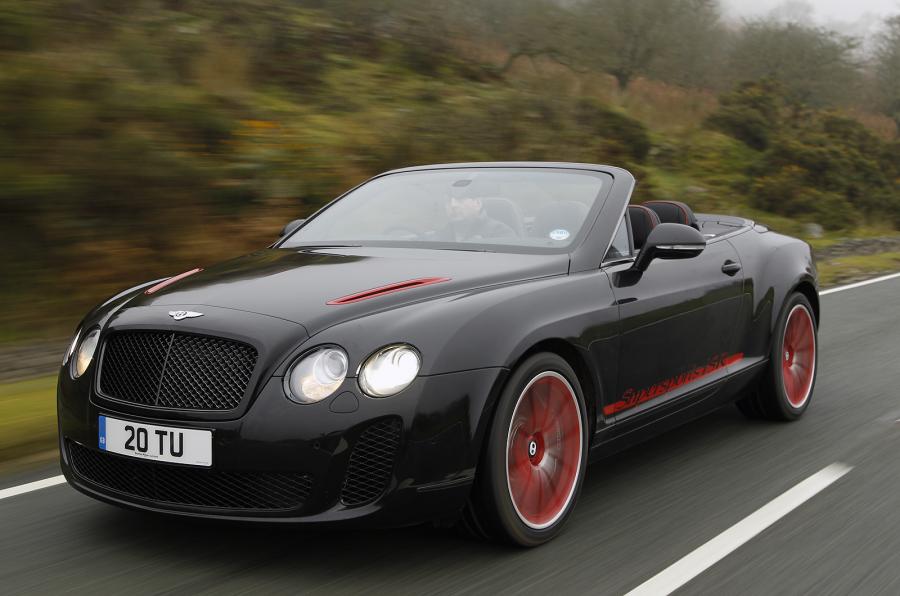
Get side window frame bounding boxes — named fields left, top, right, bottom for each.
left=602, top=213, right=634, bottom=265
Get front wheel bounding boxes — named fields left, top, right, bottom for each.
left=463, top=353, right=589, bottom=546
left=737, top=292, right=818, bottom=421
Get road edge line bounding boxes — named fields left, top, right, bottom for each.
left=0, top=475, right=66, bottom=501
left=820, top=272, right=900, bottom=296
left=623, top=462, right=853, bottom=596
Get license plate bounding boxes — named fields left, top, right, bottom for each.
left=99, top=415, right=212, bottom=467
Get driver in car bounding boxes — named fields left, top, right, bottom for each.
left=439, top=192, right=517, bottom=242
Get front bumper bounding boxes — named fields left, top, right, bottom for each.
left=58, top=366, right=506, bottom=527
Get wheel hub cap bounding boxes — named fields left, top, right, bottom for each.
left=527, top=435, right=544, bottom=464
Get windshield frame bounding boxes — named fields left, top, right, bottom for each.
left=277, top=165, right=615, bottom=255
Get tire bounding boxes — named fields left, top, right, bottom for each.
left=737, top=292, right=817, bottom=421
left=462, top=352, right=589, bottom=546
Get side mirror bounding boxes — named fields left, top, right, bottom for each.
left=280, top=218, right=306, bottom=238
left=632, top=223, right=706, bottom=272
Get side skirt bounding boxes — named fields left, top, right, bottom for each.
left=587, top=359, right=768, bottom=463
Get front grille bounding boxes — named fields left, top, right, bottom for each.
left=99, top=331, right=258, bottom=411
left=68, top=442, right=311, bottom=511
left=340, top=417, right=402, bottom=507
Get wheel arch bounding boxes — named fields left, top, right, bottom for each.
left=792, top=279, right=820, bottom=327
left=763, top=276, right=819, bottom=360
left=754, top=238, right=819, bottom=340
left=468, top=336, right=602, bottom=488
left=507, top=338, right=600, bottom=439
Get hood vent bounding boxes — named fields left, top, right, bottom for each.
left=327, top=277, right=450, bottom=305
left=144, top=268, right=203, bottom=295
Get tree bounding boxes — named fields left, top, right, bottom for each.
left=578, top=0, right=677, bottom=91
left=726, top=20, right=861, bottom=107
left=460, top=0, right=583, bottom=75
left=874, top=15, right=900, bottom=134
left=577, top=0, right=720, bottom=91
left=646, top=0, right=726, bottom=89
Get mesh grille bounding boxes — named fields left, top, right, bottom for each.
left=99, top=331, right=257, bottom=411
left=98, top=332, right=169, bottom=406
left=68, top=442, right=311, bottom=511
left=340, top=417, right=402, bottom=507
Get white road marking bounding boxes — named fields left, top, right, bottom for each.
left=820, top=272, right=900, bottom=296
left=624, top=463, right=853, bottom=596
left=0, top=475, right=66, bottom=501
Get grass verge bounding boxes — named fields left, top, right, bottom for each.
left=0, top=376, right=58, bottom=466
left=816, top=252, right=900, bottom=287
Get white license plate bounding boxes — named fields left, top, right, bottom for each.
left=99, top=415, right=212, bottom=467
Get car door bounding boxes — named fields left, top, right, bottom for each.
left=604, top=237, right=745, bottom=420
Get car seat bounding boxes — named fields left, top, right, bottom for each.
left=642, top=200, right=699, bottom=230
left=627, top=205, right=660, bottom=250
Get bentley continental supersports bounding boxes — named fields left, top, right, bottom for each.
left=58, top=162, right=819, bottom=546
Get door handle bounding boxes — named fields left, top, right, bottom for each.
left=721, top=260, right=741, bottom=275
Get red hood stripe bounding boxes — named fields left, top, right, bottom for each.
left=327, top=277, right=451, bottom=305
left=144, top=268, right=203, bottom=295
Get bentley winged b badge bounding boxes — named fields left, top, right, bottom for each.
left=168, top=310, right=204, bottom=321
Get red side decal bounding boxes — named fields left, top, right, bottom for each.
left=604, top=352, right=744, bottom=416
left=327, top=277, right=451, bottom=305
left=144, top=268, right=203, bottom=295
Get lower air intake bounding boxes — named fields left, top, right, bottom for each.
left=339, top=417, right=402, bottom=507
left=67, top=441, right=311, bottom=511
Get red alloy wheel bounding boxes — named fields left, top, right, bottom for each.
left=781, top=304, right=816, bottom=408
left=506, top=371, right=583, bottom=529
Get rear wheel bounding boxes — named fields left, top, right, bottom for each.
left=737, top=292, right=817, bottom=421
left=463, top=353, right=588, bottom=546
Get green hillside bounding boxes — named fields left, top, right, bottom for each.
left=1, top=0, right=899, bottom=341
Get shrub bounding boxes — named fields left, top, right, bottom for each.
left=575, top=99, right=652, bottom=164
left=705, top=81, right=782, bottom=151
left=751, top=166, right=857, bottom=230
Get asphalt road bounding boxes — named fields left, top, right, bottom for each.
left=2, top=276, right=899, bottom=595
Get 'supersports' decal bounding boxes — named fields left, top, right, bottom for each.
left=603, top=352, right=744, bottom=416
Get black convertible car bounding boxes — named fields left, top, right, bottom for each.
left=58, top=162, right=819, bottom=546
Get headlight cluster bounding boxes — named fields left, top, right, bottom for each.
left=284, top=347, right=349, bottom=404
left=358, top=345, right=421, bottom=398
left=284, top=343, right=420, bottom=404
left=69, top=328, right=100, bottom=379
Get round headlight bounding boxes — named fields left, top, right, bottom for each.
left=359, top=344, right=421, bottom=398
left=73, top=328, right=100, bottom=379
left=284, top=347, right=349, bottom=404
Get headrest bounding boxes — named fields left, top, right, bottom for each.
left=628, top=205, right=660, bottom=250
left=642, top=200, right=699, bottom=230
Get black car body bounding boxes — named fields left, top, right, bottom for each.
left=58, top=162, right=819, bottom=543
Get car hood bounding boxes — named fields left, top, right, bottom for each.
left=129, top=247, right=569, bottom=336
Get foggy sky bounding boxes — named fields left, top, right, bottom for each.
left=721, top=0, right=899, bottom=23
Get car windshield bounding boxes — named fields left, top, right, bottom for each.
left=282, top=167, right=609, bottom=252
